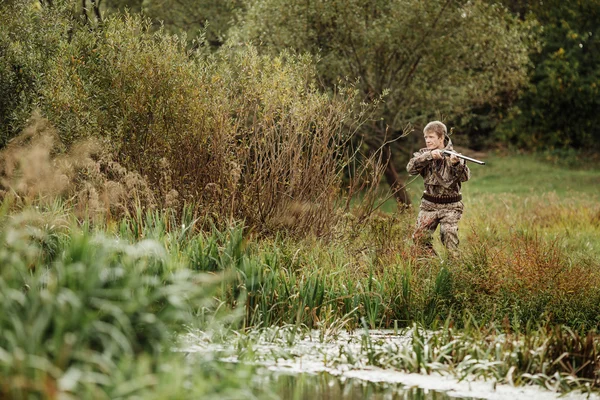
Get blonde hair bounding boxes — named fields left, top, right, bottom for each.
left=423, top=121, right=447, bottom=139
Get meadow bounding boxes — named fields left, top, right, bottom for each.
left=1, top=152, right=599, bottom=398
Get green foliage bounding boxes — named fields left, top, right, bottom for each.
left=141, top=0, right=244, bottom=48
left=1, top=7, right=363, bottom=234
left=101, top=0, right=244, bottom=48
left=497, top=0, right=600, bottom=151
left=0, top=0, right=75, bottom=147
left=233, top=0, right=532, bottom=137
left=0, top=205, right=227, bottom=398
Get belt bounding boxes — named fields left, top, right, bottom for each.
left=422, top=192, right=462, bottom=204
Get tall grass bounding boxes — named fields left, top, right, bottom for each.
left=2, top=170, right=600, bottom=395
left=0, top=202, right=236, bottom=398
left=2, top=152, right=599, bottom=333
left=214, top=209, right=599, bottom=331
left=129, top=191, right=598, bottom=332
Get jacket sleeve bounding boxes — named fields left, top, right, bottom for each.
left=452, top=159, right=471, bottom=182
left=406, top=151, right=432, bottom=176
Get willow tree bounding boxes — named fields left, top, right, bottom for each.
left=231, top=0, right=533, bottom=204
left=103, top=0, right=245, bottom=48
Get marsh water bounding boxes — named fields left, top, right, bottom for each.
left=182, top=329, right=599, bottom=400
left=263, top=371, right=481, bottom=399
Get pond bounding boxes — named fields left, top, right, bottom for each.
left=261, top=371, right=481, bottom=399
left=181, top=328, right=599, bottom=400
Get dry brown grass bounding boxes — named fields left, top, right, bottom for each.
left=0, top=112, right=156, bottom=220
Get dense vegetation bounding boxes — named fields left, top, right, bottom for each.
left=498, top=0, right=600, bottom=151
left=1, top=1, right=372, bottom=233
left=2, top=146, right=600, bottom=397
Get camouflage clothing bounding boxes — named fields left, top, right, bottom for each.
left=412, top=200, right=463, bottom=255
left=406, top=139, right=470, bottom=256
left=406, top=139, right=471, bottom=198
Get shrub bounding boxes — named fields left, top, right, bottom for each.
left=0, top=0, right=75, bottom=147
left=3, top=8, right=364, bottom=234
left=0, top=112, right=156, bottom=220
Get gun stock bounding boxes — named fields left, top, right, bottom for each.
left=442, top=150, right=485, bottom=165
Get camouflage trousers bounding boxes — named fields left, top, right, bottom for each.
left=412, top=199, right=463, bottom=257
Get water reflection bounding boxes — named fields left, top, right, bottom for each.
left=263, top=371, right=482, bottom=400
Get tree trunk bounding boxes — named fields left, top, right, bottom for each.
left=383, top=144, right=411, bottom=206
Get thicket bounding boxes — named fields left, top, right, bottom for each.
left=109, top=0, right=245, bottom=48
left=0, top=0, right=69, bottom=146
left=231, top=0, right=534, bottom=201
left=0, top=201, right=287, bottom=399
left=80, top=0, right=600, bottom=154
left=497, top=0, right=600, bottom=151
left=0, top=1, right=370, bottom=234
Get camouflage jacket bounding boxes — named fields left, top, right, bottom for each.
left=406, top=140, right=470, bottom=197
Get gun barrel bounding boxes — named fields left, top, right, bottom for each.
left=442, top=150, right=485, bottom=165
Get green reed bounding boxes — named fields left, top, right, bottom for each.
left=0, top=203, right=264, bottom=399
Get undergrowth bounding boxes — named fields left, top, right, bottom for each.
left=1, top=190, right=599, bottom=396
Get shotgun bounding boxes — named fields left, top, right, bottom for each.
left=442, top=149, right=485, bottom=165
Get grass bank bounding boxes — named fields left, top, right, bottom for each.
left=216, top=153, right=600, bottom=330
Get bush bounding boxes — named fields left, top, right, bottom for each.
left=0, top=0, right=75, bottom=147
left=2, top=7, right=363, bottom=234
left=0, top=112, right=157, bottom=220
